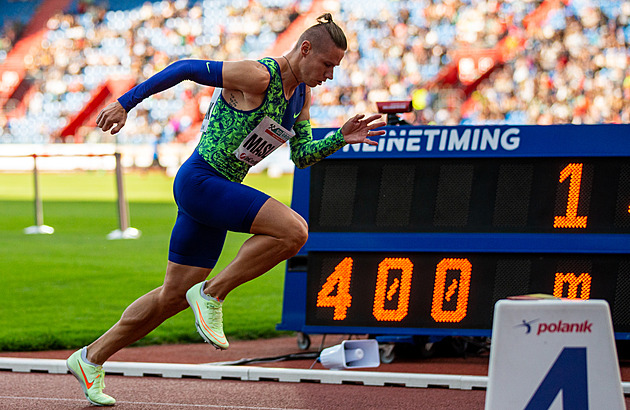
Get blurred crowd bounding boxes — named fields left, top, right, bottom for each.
left=315, top=0, right=630, bottom=126
left=463, top=0, right=630, bottom=125
left=1, top=0, right=629, bottom=144
left=2, top=0, right=300, bottom=143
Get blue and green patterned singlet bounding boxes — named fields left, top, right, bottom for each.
left=196, top=58, right=346, bottom=183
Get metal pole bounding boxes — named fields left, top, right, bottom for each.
left=24, top=154, right=53, bottom=234
left=33, top=154, right=44, bottom=227
left=114, top=151, right=129, bottom=232
left=107, top=152, right=139, bottom=239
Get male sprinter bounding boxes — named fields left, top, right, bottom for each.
left=66, top=13, right=385, bottom=406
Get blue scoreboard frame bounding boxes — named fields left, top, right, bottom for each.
left=276, top=124, right=630, bottom=339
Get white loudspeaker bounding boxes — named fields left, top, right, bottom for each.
left=319, top=340, right=380, bottom=370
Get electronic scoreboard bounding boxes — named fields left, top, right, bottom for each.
left=276, top=124, right=630, bottom=339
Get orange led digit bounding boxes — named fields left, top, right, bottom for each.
left=554, top=163, right=588, bottom=229
left=431, top=258, right=472, bottom=323
left=316, top=257, right=353, bottom=320
left=372, top=258, right=414, bottom=322
left=553, top=272, right=592, bottom=300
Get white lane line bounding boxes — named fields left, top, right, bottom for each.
left=0, top=396, right=311, bottom=410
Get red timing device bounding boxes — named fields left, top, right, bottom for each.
left=376, top=100, right=413, bottom=114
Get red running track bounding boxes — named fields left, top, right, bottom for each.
left=1, top=335, right=628, bottom=409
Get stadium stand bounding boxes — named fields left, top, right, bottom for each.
left=0, top=0, right=629, bottom=145
left=0, top=0, right=302, bottom=144
left=317, top=0, right=630, bottom=126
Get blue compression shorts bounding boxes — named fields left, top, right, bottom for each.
left=168, top=150, right=270, bottom=269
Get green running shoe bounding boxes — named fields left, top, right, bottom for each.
left=186, top=281, right=229, bottom=349
left=66, top=348, right=115, bottom=406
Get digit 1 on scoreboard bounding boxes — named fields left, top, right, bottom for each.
left=554, top=163, right=588, bottom=229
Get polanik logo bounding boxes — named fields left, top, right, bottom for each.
left=516, top=319, right=593, bottom=335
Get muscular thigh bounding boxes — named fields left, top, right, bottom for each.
left=250, top=196, right=308, bottom=238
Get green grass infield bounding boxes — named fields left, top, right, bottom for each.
left=0, top=171, right=294, bottom=351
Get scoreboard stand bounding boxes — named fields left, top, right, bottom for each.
left=277, top=124, right=630, bottom=358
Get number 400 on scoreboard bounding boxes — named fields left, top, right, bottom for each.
left=277, top=124, right=630, bottom=338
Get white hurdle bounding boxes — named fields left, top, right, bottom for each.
left=2, top=152, right=140, bottom=240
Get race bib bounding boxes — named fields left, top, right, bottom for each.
left=234, top=116, right=294, bottom=166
